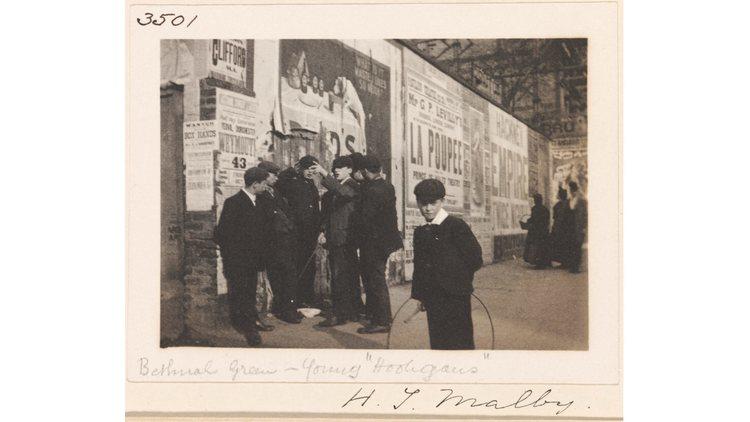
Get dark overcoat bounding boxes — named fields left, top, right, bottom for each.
left=359, top=177, right=402, bottom=258
left=411, top=215, right=483, bottom=350
left=320, top=175, right=360, bottom=247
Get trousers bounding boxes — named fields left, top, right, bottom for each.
left=360, top=246, right=392, bottom=327
left=424, top=288, right=474, bottom=350
left=267, top=237, right=298, bottom=313
left=328, top=244, right=359, bottom=320
left=223, top=266, right=259, bottom=335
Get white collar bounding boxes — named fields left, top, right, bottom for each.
left=424, top=208, right=449, bottom=226
left=241, top=188, right=257, bottom=203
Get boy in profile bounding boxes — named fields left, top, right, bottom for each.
left=411, top=179, right=483, bottom=350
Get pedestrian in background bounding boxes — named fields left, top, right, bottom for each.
left=568, top=181, right=588, bottom=273
left=215, top=167, right=274, bottom=346
left=257, top=160, right=302, bottom=324
left=312, top=156, right=360, bottom=326
left=276, top=155, right=322, bottom=307
left=357, top=155, right=402, bottom=334
left=550, top=186, right=574, bottom=268
left=520, top=193, right=551, bottom=269
left=411, top=178, right=483, bottom=350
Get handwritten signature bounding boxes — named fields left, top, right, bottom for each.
left=343, top=387, right=574, bottom=415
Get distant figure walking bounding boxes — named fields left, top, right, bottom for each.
left=520, top=193, right=551, bottom=269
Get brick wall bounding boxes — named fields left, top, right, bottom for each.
left=182, top=210, right=219, bottom=339
left=493, top=233, right=527, bottom=261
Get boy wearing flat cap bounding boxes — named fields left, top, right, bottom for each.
left=276, top=155, right=323, bottom=307
left=310, top=156, right=361, bottom=326
left=412, top=178, right=483, bottom=350
left=357, top=155, right=402, bottom=334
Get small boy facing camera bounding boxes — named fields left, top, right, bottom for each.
left=411, top=179, right=483, bottom=350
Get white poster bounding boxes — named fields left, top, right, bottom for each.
left=215, top=87, right=259, bottom=158
left=404, top=64, right=465, bottom=211
left=489, top=106, right=530, bottom=236
left=183, top=120, right=217, bottom=211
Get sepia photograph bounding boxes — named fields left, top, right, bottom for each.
left=160, top=38, right=589, bottom=351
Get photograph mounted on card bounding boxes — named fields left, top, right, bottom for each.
left=128, top=0, right=621, bottom=419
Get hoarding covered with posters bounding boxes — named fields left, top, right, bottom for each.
left=167, top=38, right=551, bottom=291
left=489, top=105, right=530, bottom=236
left=403, top=50, right=465, bottom=211
left=277, top=40, right=391, bottom=172
left=461, top=86, right=494, bottom=264
left=402, top=48, right=467, bottom=276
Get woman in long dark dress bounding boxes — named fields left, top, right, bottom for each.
left=550, top=187, right=575, bottom=268
left=521, top=193, right=551, bottom=269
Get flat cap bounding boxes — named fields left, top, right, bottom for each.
left=257, top=160, right=281, bottom=174
left=243, top=166, right=270, bottom=186
left=332, top=155, right=353, bottom=170
left=362, top=155, right=381, bottom=172
left=297, top=155, right=319, bottom=170
left=414, top=178, right=446, bottom=203
left=350, top=152, right=366, bottom=171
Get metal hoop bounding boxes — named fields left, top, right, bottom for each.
left=386, top=293, right=496, bottom=350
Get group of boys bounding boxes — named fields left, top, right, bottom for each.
left=215, top=153, right=484, bottom=350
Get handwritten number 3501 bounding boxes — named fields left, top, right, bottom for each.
left=137, top=13, right=198, bottom=27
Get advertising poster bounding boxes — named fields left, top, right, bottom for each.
left=404, top=56, right=465, bottom=211
left=461, top=86, right=494, bottom=263
left=208, top=39, right=248, bottom=88
left=528, top=128, right=553, bottom=206
left=183, top=120, right=217, bottom=211
left=215, top=87, right=259, bottom=157
left=552, top=146, right=588, bottom=195
left=278, top=40, right=391, bottom=171
left=461, top=90, right=489, bottom=218
left=489, top=106, right=530, bottom=236
left=214, top=87, right=259, bottom=215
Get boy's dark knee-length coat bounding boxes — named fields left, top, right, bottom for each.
left=410, top=215, right=483, bottom=301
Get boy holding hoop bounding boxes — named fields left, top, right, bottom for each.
left=411, top=179, right=483, bottom=350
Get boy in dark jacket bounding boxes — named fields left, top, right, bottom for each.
left=311, top=156, right=361, bottom=326
left=357, top=155, right=402, bottom=334
left=275, top=155, right=322, bottom=306
left=411, top=179, right=483, bottom=350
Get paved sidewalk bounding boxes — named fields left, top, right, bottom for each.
left=206, top=255, right=588, bottom=350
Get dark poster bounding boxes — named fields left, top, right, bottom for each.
left=528, top=128, right=552, bottom=206
left=278, top=40, right=391, bottom=174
